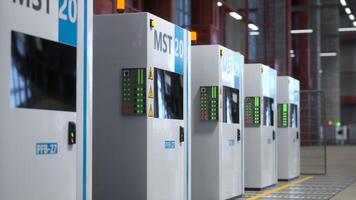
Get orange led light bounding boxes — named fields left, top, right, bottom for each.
left=191, top=31, right=197, bottom=42
left=117, top=0, right=125, bottom=12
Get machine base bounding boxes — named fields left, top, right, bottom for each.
left=245, top=183, right=277, bottom=191
left=278, top=176, right=300, bottom=182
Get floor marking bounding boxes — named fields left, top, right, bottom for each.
left=247, top=176, right=314, bottom=200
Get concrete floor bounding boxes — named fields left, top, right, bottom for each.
left=238, top=145, right=356, bottom=199
left=327, top=145, right=356, bottom=199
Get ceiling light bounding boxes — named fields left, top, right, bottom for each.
left=248, top=23, right=259, bottom=31
left=354, top=21, right=356, bottom=27
left=339, top=27, right=356, bottom=31
left=340, top=0, right=347, bottom=6
left=250, top=31, right=259, bottom=36
left=349, top=14, right=355, bottom=20
left=345, top=7, right=351, bottom=14
left=229, top=12, right=242, bottom=20
left=291, top=29, right=313, bottom=34
left=217, top=1, right=223, bottom=7
left=320, top=52, right=337, bottom=57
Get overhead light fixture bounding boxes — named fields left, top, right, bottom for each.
left=290, top=50, right=294, bottom=54
left=291, top=29, right=313, bottom=34
left=217, top=1, right=223, bottom=7
left=291, top=54, right=295, bottom=58
left=340, top=0, right=347, bottom=6
left=229, top=12, right=242, bottom=20
left=354, top=21, right=356, bottom=27
left=248, top=23, right=259, bottom=31
left=250, top=31, right=259, bottom=36
left=349, top=14, right=355, bottom=20
left=320, top=52, right=337, bottom=57
left=345, top=7, right=351, bottom=14
left=339, top=27, right=356, bottom=32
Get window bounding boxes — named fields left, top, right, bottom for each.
left=223, top=86, right=240, bottom=124
left=154, top=68, right=184, bottom=119
left=175, top=0, right=191, bottom=27
left=263, top=97, right=274, bottom=126
left=11, top=31, right=77, bottom=112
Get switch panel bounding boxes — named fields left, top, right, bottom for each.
left=68, top=121, right=76, bottom=145
left=200, top=86, right=219, bottom=121
left=245, top=97, right=261, bottom=127
left=277, top=103, right=288, bottom=128
left=122, top=68, right=146, bottom=115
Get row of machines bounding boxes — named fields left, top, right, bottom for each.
left=0, top=6, right=300, bottom=200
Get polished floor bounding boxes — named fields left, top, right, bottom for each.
left=237, top=145, right=356, bottom=200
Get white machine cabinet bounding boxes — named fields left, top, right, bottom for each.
left=0, top=0, right=92, bottom=200
left=277, top=76, right=300, bottom=180
left=92, top=13, right=191, bottom=200
left=244, top=64, right=277, bottom=189
left=191, top=45, right=244, bottom=200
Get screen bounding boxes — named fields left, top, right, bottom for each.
left=223, top=86, right=239, bottom=124
left=290, top=104, right=298, bottom=128
left=263, top=97, right=274, bottom=126
left=154, top=68, right=184, bottom=119
left=11, top=31, right=77, bottom=112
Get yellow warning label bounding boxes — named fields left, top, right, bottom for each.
left=148, top=104, right=154, bottom=117
left=148, top=85, right=153, bottom=98
left=148, top=67, right=154, bottom=80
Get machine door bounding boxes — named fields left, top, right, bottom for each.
left=220, top=86, right=241, bottom=199
left=0, top=32, right=77, bottom=200
left=147, top=68, right=186, bottom=200
left=262, top=97, right=277, bottom=184
left=290, top=104, right=300, bottom=176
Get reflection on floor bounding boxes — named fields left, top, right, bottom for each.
left=236, top=176, right=356, bottom=200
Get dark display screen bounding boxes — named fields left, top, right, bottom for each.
left=11, top=31, right=77, bottom=112
left=223, top=86, right=239, bottom=124
left=263, top=97, right=274, bottom=126
left=290, top=104, right=298, bottom=128
left=154, top=68, right=183, bottom=119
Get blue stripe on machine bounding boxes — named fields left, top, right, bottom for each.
left=58, top=0, right=78, bottom=46
left=174, top=26, right=184, bottom=74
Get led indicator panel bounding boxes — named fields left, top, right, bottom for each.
left=122, top=68, right=146, bottom=115
left=278, top=103, right=289, bottom=128
left=200, top=86, right=219, bottom=121
left=245, top=96, right=261, bottom=127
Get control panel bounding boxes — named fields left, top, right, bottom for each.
left=277, top=103, right=288, bottom=128
left=200, top=86, right=219, bottom=121
left=245, top=97, right=261, bottom=127
left=122, top=68, right=146, bottom=115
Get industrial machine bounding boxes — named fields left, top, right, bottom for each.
left=191, top=45, right=244, bottom=199
left=244, top=64, right=277, bottom=189
left=277, top=76, right=300, bottom=180
left=0, top=0, right=91, bottom=199
left=92, top=13, right=191, bottom=200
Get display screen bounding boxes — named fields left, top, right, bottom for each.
left=263, top=97, right=274, bottom=126
left=223, top=86, right=239, bottom=124
left=11, top=31, right=77, bottom=112
left=154, top=68, right=184, bottom=119
left=290, top=104, right=298, bottom=128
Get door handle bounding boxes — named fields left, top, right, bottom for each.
left=179, top=126, right=184, bottom=143
left=237, top=129, right=241, bottom=142
left=272, top=130, right=276, bottom=140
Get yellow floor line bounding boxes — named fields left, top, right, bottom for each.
left=247, top=176, right=314, bottom=200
